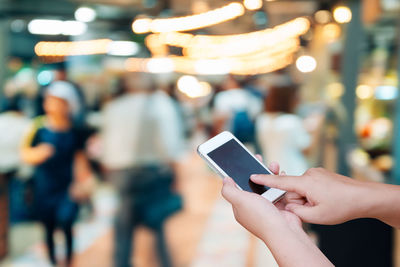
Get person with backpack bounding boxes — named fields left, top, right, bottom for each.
left=213, top=75, right=263, bottom=146
left=20, top=81, right=92, bottom=266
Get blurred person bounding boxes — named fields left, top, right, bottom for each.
left=221, top=162, right=400, bottom=266
left=256, top=84, right=311, bottom=175
left=213, top=75, right=263, bottom=145
left=21, top=81, right=92, bottom=266
left=35, top=63, right=87, bottom=127
left=0, top=94, right=31, bottom=178
left=100, top=73, right=185, bottom=267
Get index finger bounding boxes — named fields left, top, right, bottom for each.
left=250, top=174, right=307, bottom=195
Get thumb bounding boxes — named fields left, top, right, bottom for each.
left=251, top=174, right=305, bottom=195
left=221, top=177, right=242, bottom=205
left=285, top=203, right=320, bottom=223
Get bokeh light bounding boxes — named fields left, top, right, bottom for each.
left=243, top=0, right=262, bottom=11
left=296, top=55, right=317, bottom=73
left=327, top=82, right=344, bottom=99
left=28, top=19, right=87, bottom=36
left=333, top=6, right=352, bottom=24
left=132, top=18, right=152, bottom=34
left=314, top=10, right=331, bottom=24
left=132, top=3, right=245, bottom=34
left=75, top=7, right=96, bottom=23
left=375, top=85, right=398, bottom=100
left=322, top=23, right=341, bottom=41
left=146, top=58, right=174, bottom=73
left=107, top=41, right=140, bottom=56
left=356, top=84, right=374, bottom=99
left=37, top=70, right=54, bottom=86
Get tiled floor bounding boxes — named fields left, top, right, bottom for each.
left=2, top=152, right=277, bottom=267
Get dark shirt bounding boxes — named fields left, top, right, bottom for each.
left=32, top=126, right=83, bottom=196
left=30, top=123, right=84, bottom=222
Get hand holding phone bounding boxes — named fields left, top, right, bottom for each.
left=197, top=131, right=285, bottom=203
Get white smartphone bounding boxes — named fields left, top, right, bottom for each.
left=197, top=131, right=286, bottom=203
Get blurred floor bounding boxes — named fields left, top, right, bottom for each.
left=2, top=150, right=278, bottom=267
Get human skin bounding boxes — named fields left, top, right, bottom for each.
left=221, top=162, right=333, bottom=267
left=251, top=167, right=400, bottom=229
left=21, top=95, right=69, bottom=165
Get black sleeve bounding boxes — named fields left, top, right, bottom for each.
left=74, top=128, right=92, bottom=151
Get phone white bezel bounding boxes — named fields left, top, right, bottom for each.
left=197, top=131, right=286, bottom=203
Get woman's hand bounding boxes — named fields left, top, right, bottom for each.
left=221, top=160, right=333, bottom=267
left=251, top=167, right=370, bottom=225
left=222, top=161, right=302, bottom=238
left=251, top=167, right=400, bottom=228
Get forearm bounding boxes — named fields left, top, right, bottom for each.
left=361, top=182, right=400, bottom=228
left=74, top=152, right=92, bottom=181
left=20, top=148, right=44, bottom=165
left=261, top=220, right=333, bottom=267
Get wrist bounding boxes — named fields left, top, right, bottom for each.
left=260, top=220, right=332, bottom=267
left=361, top=182, right=400, bottom=225
left=352, top=180, right=388, bottom=220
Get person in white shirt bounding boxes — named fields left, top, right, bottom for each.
left=0, top=95, right=31, bottom=175
left=256, top=84, right=310, bottom=175
left=100, top=73, right=185, bottom=267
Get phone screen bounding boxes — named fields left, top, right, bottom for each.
left=207, top=138, right=270, bottom=194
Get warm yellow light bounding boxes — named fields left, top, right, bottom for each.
left=322, top=23, right=341, bottom=41
left=126, top=17, right=311, bottom=75
left=194, top=59, right=231, bottom=75
left=132, top=3, right=245, bottom=34
left=125, top=34, right=299, bottom=75
left=356, top=84, right=374, bottom=99
left=243, top=0, right=262, bottom=10
left=326, top=82, right=344, bottom=99
left=191, top=1, right=209, bottom=14
left=152, top=3, right=244, bottom=32
left=177, top=75, right=199, bottom=95
left=333, top=6, right=352, bottom=24
left=314, top=10, right=331, bottom=24
left=147, top=17, right=309, bottom=59
left=176, top=76, right=212, bottom=98
left=146, top=57, right=174, bottom=73
left=125, top=58, right=146, bottom=72
left=34, top=39, right=111, bottom=56
left=198, top=82, right=212, bottom=97
left=132, top=18, right=152, bottom=34
left=296, top=55, right=317, bottom=73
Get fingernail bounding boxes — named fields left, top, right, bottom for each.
left=250, top=175, right=258, bottom=180
left=285, top=204, right=293, bottom=211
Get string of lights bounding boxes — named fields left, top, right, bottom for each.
left=132, top=2, right=245, bottom=34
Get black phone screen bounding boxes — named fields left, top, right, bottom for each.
left=207, top=139, right=270, bottom=194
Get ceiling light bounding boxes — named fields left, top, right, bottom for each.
left=28, top=19, right=87, bottom=36
left=146, top=58, right=174, bottom=73
left=75, top=7, right=96, bottom=23
left=107, top=41, right=140, bottom=56
left=62, top=21, right=87, bottom=36
left=243, top=0, right=262, bottom=11
left=28, top=19, right=64, bottom=35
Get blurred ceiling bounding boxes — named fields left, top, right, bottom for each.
left=0, top=0, right=322, bottom=22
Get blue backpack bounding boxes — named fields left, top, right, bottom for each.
left=232, top=110, right=255, bottom=143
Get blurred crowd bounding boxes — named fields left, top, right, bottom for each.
left=0, top=66, right=330, bottom=267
